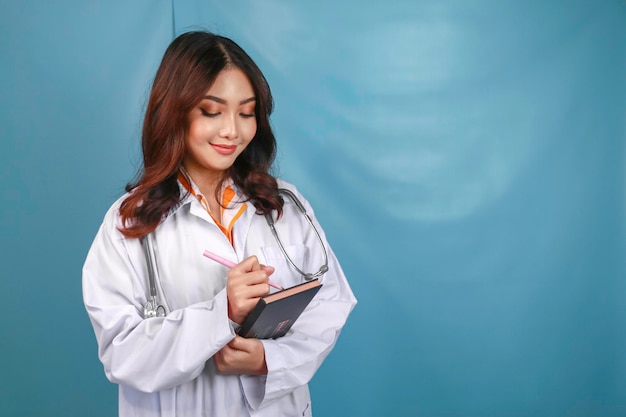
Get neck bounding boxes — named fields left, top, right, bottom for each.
left=181, top=163, right=223, bottom=198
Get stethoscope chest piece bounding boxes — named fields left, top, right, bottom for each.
left=144, top=299, right=166, bottom=318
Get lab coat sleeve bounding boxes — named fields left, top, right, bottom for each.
left=239, top=190, right=357, bottom=409
left=82, top=210, right=235, bottom=393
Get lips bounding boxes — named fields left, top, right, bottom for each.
left=211, top=143, right=237, bottom=156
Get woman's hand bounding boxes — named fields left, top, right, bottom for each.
left=227, top=255, right=274, bottom=324
left=214, top=336, right=268, bottom=375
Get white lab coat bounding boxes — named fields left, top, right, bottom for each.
left=82, top=179, right=357, bottom=417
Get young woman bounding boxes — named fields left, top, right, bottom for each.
left=82, top=31, right=356, bottom=417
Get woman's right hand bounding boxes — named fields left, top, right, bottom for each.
left=226, top=256, right=274, bottom=324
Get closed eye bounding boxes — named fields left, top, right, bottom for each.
left=240, top=112, right=255, bottom=118
left=200, top=108, right=219, bottom=117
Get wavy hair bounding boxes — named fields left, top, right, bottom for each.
left=118, top=31, right=282, bottom=238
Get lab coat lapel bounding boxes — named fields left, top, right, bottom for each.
left=188, top=200, right=215, bottom=224
left=232, top=203, right=257, bottom=257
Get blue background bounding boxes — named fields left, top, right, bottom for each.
left=1, top=1, right=625, bottom=416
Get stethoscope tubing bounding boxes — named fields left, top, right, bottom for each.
left=265, top=189, right=329, bottom=280
left=141, top=188, right=328, bottom=318
left=141, top=234, right=166, bottom=318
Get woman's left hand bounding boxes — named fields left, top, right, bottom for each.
left=213, top=336, right=268, bottom=375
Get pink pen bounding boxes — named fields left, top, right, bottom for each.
left=202, top=250, right=283, bottom=290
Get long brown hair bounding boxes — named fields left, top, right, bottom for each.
left=119, top=31, right=282, bottom=238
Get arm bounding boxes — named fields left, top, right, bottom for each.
left=253, top=250, right=355, bottom=406
left=238, top=188, right=358, bottom=408
left=82, top=217, right=235, bottom=393
left=213, top=256, right=274, bottom=375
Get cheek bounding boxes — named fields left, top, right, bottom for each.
left=242, top=122, right=258, bottom=143
left=186, top=122, right=202, bottom=145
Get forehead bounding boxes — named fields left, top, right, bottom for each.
left=205, top=67, right=255, bottom=99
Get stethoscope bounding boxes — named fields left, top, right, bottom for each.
left=141, top=188, right=329, bottom=319
left=141, top=233, right=166, bottom=318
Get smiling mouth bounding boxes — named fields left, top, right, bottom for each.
left=211, top=143, right=237, bottom=155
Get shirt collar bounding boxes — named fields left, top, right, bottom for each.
left=176, top=170, right=248, bottom=245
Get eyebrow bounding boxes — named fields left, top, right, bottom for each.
left=204, top=95, right=256, bottom=105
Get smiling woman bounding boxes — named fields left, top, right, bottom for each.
left=81, top=31, right=356, bottom=417
left=117, top=32, right=281, bottom=239
left=184, top=68, right=259, bottom=216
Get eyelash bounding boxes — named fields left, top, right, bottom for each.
left=200, top=109, right=219, bottom=118
left=200, top=109, right=255, bottom=118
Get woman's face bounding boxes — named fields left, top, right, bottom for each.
left=183, top=67, right=257, bottom=186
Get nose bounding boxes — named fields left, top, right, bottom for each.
left=219, top=114, right=238, bottom=139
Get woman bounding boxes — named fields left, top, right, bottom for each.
left=82, top=31, right=356, bottom=417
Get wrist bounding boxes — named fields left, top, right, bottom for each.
left=229, top=318, right=241, bottom=332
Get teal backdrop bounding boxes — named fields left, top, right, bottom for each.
left=1, top=1, right=625, bottom=416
